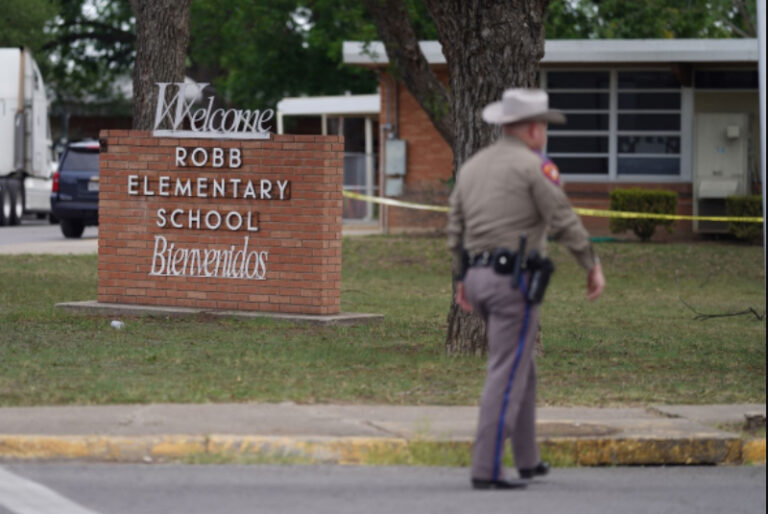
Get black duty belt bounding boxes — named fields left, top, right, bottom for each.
left=469, top=248, right=517, bottom=274
left=466, top=236, right=555, bottom=306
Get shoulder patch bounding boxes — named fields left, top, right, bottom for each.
left=540, top=157, right=561, bottom=185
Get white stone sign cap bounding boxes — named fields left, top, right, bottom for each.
left=153, top=81, right=273, bottom=139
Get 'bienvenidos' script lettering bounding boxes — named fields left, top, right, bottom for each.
left=150, top=235, right=268, bottom=280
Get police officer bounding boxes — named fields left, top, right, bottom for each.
left=447, top=88, right=605, bottom=490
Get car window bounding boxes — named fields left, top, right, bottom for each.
left=61, top=149, right=99, bottom=172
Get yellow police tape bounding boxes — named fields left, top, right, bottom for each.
left=342, top=190, right=764, bottom=223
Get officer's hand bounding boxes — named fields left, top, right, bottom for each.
left=586, top=263, right=605, bottom=301
left=456, top=282, right=473, bottom=312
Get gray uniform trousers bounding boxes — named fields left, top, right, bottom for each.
left=464, top=266, right=540, bottom=481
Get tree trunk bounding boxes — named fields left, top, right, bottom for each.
left=365, top=0, right=548, bottom=355
left=424, top=0, right=547, bottom=173
left=362, top=0, right=454, bottom=146
left=425, top=0, right=548, bottom=355
left=130, top=0, right=191, bottom=130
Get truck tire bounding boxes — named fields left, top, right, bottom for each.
left=8, top=178, right=24, bottom=225
left=61, top=218, right=85, bottom=238
left=0, top=180, right=10, bottom=226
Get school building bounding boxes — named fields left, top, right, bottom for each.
left=280, top=38, right=761, bottom=238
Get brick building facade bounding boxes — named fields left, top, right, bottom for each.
left=344, top=39, right=761, bottom=239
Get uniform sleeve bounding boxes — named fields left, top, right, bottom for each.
left=530, top=162, right=598, bottom=271
left=446, top=182, right=465, bottom=278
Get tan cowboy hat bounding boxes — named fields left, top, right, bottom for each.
left=482, top=88, right=566, bottom=125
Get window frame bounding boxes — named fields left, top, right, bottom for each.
left=542, top=68, right=693, bottom=183
left=542, top=69, right=611, bottom=181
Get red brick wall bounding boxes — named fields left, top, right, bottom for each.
left=379, top=72, right=453, bottom=232
left=97, top=130, right=343, bottom=315
left=396, top=71, right=453, bottom=186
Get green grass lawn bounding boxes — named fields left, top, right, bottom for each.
left=0, top=236, right=764, bottom=407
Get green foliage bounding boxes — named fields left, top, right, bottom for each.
left=7, top=0, right=759, bottom=123
left=609, top=188, right=677, bottom=241
left=187, top=0, right=439, bottom=109
left=0, top=0, right=58, bottom=53
left=2, top=0, right=134, bottom=113
left=40, top=0, right=134, bottom=114
left=726, top=195, right=763, bottom=242
left=189, top=0, right=371, bottom=109
left=400, top=0, right=438, bottom=40
left=546, top=0, right=756, bottom=39
left=545, top=0, right=593, bottom=39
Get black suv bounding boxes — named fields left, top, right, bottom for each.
left=50, top=141, right=100, bottom=238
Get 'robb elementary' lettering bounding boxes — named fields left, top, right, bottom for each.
left=153, top=82, right=273, bottom=140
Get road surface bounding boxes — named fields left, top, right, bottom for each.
left=0, top=216, right=97, bottom=254
left=0, top=463, right=764, bottom=514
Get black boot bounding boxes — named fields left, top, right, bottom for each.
left=471, top=478, right=528, bottom=490
left=519, top=461, right=550, bottom=479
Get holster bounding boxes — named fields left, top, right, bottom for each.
left=456, top=248, right=470, bottom=281
left=525, top=251, right=555, bottom=305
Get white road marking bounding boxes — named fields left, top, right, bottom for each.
left=0, top=466, right=102, bottom=514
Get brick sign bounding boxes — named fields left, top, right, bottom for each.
left=97, top=130, right=343, bottom=315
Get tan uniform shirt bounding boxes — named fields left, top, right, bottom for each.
left=447, top=135, right=597, bottom=274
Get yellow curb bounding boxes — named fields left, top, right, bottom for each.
left=148, top=436, right=207, bottom=458
left=741, top=439, right=766, bottom=464
left=540, top=437, right=743, bottom=466
left=0, top=435, right=206, bottom=461
left=207, top=436, right=410, bottom=465
left=1, top=434, right=758, bottom=466
left=0, top=435, right=94, bottom=460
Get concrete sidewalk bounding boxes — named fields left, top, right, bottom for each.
left=0, top=403, right=764, bottom=466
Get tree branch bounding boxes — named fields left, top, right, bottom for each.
left=43, top=30, right=135, bottom=50
left=722, top=20, right=751, bottom=39
left=679, top=298, right=765, bottom=321
left=732, top=0, right=757, bottom=37
left=54, top=19, right=134, bottom=35
left=363, top=0, right=454, bottom=147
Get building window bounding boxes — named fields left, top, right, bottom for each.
left=694, top=70, right=758, bottom=89
left=547, top=71, right=610, bottom=176
left=545, top=69, right=683, bottom=179
left=616, top=71, right=681, bottom=176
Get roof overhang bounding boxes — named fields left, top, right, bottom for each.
left=277, top=94, right=380, bottom=116
left=343, top=39, right=759, bottom=67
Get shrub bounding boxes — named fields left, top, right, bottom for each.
left=609, top=188, right=677, bottom=242
left=726, top=195, right=763, bottom=242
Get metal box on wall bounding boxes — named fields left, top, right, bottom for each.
left=693, top=113, right=749, bottom=233
left=384, top=139, right=406, bottom=196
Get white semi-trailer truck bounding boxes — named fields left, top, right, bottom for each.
left=0, top=47, right=54, bottom=225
